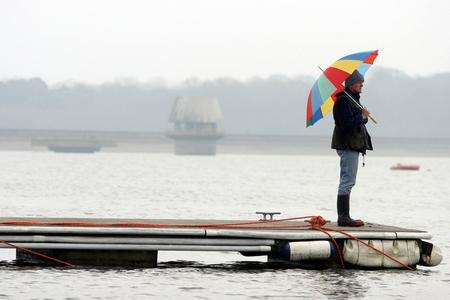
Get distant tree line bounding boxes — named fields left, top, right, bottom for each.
left=0, top=68, right=448, bottom=138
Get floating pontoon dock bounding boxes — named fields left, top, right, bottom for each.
left=0, top=217, right=442, bottom=269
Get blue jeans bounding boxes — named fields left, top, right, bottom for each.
left=337, top=150, right=359, bottom=195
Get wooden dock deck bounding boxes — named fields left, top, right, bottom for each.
left=0, top=217, right=438, bottom=268
left=0, top=217, right=431, bottom=239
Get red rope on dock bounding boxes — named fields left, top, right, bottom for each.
left=310, top=226, right=346, bottom=268
left=0, top=240, right=74, bottom=267
left=0, top=216, right=316, bottom=229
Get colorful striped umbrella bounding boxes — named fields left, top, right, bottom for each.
left=306, top=50, right=379, bottom=127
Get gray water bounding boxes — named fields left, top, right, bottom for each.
left=0, top=151, right=449, bottom=299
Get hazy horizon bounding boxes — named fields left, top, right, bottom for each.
left=3, top=68, right=449, bottom=90
left=2, top=1, right=449, bottom=84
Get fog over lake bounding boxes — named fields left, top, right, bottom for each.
left=0, top=68, right=448, bottom=139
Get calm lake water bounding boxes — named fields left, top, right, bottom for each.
left=0, top=149, right=448, bottom=299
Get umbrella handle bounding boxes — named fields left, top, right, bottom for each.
left=368, top=114, right=377, bottom=124
left=342, top=90, right=378, bottom=125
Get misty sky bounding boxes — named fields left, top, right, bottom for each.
left=1, top=0, right=449, bottom=84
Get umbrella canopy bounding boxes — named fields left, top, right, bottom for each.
left=306, top=50, right=379, bottom=127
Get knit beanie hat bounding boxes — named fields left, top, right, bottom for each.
left=345, top=70, right=364, bottom=88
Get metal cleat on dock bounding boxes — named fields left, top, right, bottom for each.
left=256, top=211, right=281, bottom=221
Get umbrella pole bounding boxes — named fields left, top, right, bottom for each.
left=342, top=90, right=378, bottom=124
left=318, top=66, right=377, bottom=124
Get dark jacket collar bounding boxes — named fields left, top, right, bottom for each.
left=344, top=87, right=360, bottom=101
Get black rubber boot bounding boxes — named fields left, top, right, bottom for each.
left=337, top=194, right=364, bottom=227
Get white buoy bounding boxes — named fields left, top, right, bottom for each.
left=343, top=239, right=421, bottom=268
left=343, top=239, right=383, bottom=267
left=280, top=241, right=333, bottom=262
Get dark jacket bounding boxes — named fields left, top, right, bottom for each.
left=331, top=88, right=373, bottom=154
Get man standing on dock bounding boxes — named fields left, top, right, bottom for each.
left=331, top=70, right=373, bottom=227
